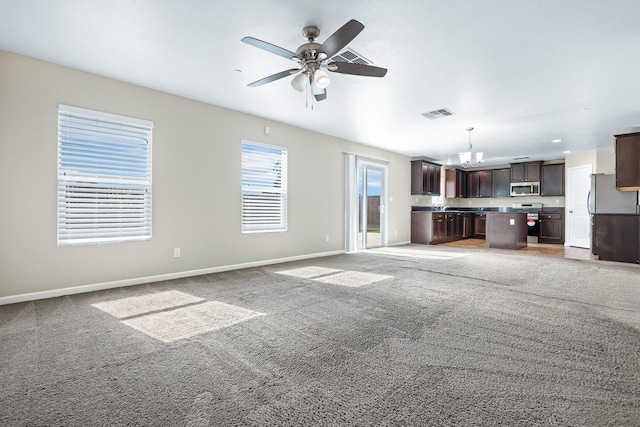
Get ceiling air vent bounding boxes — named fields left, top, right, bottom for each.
left=330, top=47, right=372, bottom=65
left=513, top=156, right=531, bottom=161
left=422, top=108, right=454, bottom=120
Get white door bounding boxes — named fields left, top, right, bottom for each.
left=567, top=164, right=592, bottom=248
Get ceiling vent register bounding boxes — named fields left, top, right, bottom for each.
left=422, top=108, right=454, bottom=120
left=330, top=47, right=372, bottom=65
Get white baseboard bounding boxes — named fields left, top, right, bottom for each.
left=388, top=240, right=411, bottom=247
left=0, top=249, right=345, bottom=306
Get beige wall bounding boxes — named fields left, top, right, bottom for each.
left=0, top=50, right=411, bottom=300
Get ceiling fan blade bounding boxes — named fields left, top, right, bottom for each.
left=247, top=69, right=300, bottom=87
left=318, top=19, right=364, bottom=59
left=241, top=37, right=302, bottom=61
left=328, top=62, right=387, bottom=77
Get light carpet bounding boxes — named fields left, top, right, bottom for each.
left=1, top=244, right=639, bottom=426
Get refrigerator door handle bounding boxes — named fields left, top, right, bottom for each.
left=587, top=190, right=591, bottom=215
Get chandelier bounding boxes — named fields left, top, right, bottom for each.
left=458, top=127, right=484, bottom=168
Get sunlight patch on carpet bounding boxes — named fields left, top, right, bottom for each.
left=276, top=266, right=342, bottom=278
left=367, top=247, right=469, bottom=260
left=314, top=271, right=392, bottom=287
left=92, top=290, right=203, bottom=319
left=122, top=301, right=265, bottom=343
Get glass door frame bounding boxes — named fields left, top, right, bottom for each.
left=357, top=159, right=388, bottom=249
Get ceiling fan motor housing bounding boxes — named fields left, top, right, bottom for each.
left=296, top=42, right=321, bottom=62
left=302, top=25, right=320, bottom=41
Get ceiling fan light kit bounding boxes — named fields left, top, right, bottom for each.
left=291, top=72, right=306, bottom=92
left=241, top=19, right=387, bottom=106
left=313, top=69, right=330, bottom=89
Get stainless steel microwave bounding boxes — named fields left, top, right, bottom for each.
left=510, top=182, right=540, bottom=197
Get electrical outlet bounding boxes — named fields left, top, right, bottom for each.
left=173, top=248, right=180, bottom=258
left=325, top=235, right=330, bottom=242
left=395, top=230, right=398, bottom=236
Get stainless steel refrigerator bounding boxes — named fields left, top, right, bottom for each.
left=588, top=174, right=638, bottom=214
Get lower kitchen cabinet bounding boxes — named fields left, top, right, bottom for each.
left=412, top=212, right=443, bottom=244
left=473, top=213, right=486, bottom=239
left=592, top=214, right=640, bottom=264
left=411, top=211, right=470, bottom=244
left=456, top=212, right=473, bottom=238
left=538, top=212, right=564, bottom=244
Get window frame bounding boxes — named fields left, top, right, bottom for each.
left=241, top=140, right=288, bottom=234
left=57, top=104, right=153, bottom=246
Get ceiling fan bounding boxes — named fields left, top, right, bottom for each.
left=241, top=19, right=387, bottom=102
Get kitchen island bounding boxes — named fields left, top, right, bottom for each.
left=485, top=212, right=528, bottom=250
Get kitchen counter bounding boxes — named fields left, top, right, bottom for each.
left=411, top=206, right=566, bottom=213
left=485, top=212, right=528, bottom=250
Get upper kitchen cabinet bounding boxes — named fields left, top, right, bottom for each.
left=615, top=132, right=640, bottom=191
left=541, top=163, right=565, bottom=196
left=411, top=160, right=441, bottom=195
left=468, top=170, right=492, bottom=198
left=445, top=169, right=467, bottom=198
left=491, top=168, right=511, bottom=198
left=511, top=162, right=541, bottom=183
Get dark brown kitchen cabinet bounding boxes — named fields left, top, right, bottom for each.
left=492, top=168, right=511, bottom=198
left=592, top=214, right=640, bottom=264
left=411, top=160, right=441, bottom=195
left=445, top=169, right=467, bottom=198
left=411, top=211, right=457, bottom=244
left=473, top=213, right=486, bottom=239
left=615, top=132, right=640, bottom=191
left=460, top=212, right=473, bottom=238
left=541, top=164, right=565, bottom=196
left=412, top=210, right=477, bottom=244
left=511, top=162, right=541, bottom=183
left=538, top=212, right=564, bottom=244
left=468, top=170, right=492, bottom=198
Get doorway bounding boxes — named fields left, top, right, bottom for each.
left=357, top=161, right=387, bottom=249
left=567, top=164, right=592, bottom=248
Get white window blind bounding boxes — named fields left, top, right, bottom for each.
left=241, top=140, right=288, bottom=233
left=57, top=105, right=153, bottom=245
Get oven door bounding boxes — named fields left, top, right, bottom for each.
left=527, top=215, right=539, bottom=243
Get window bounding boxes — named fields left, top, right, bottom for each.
left=57, top=105, right=153, bottom=245
left=241, top=140, right=288, bottom=233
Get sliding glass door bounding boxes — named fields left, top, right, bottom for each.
left=357, top=162, right=386, bottom=249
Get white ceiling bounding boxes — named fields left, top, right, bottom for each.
left=2, top=0, right=639, bottom=166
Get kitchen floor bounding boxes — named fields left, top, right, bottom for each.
left=440, top=238, right=598, bottom=261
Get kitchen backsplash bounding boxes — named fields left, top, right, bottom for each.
left=412, top=194, right=565, bottom=209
